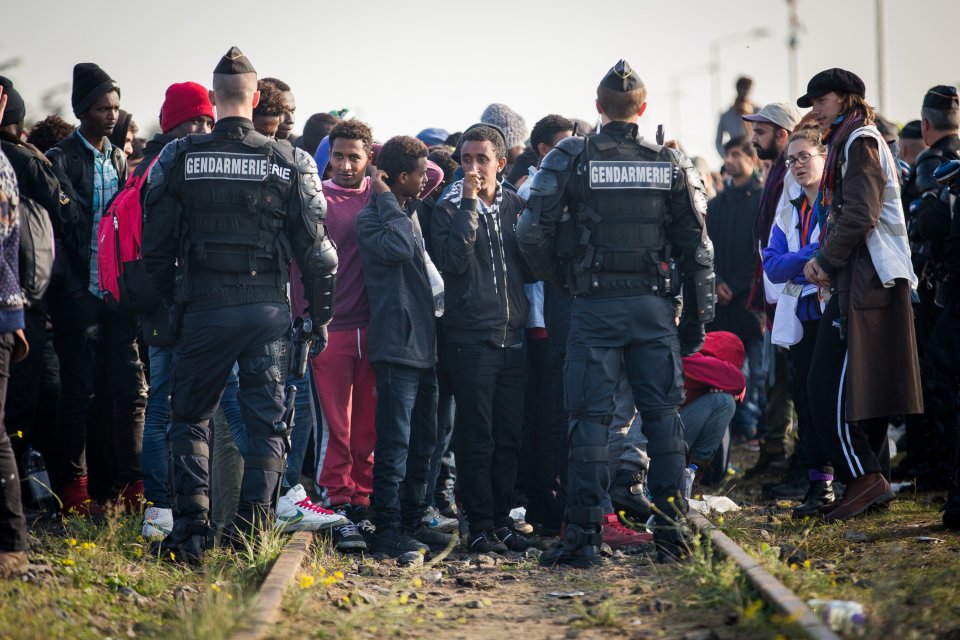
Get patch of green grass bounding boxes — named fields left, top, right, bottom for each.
left=0, top=507, right=291, bottom=640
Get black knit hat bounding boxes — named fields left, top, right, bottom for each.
left=72, top=62, right=120, bottom=117
left=0, top=76, right=25, bottom=126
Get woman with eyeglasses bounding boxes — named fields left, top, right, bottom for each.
left=762, top=125, right=836, bottom=518
left=798, top=69, right=922, bottom=522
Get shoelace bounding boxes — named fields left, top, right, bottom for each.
left=296, top=498, right=334, bottom=515
left=356, top=519, right=375, bottom=535
left=471, top=531, right=496, bottom=549
left=609, top=520, right=644, bottom=537
left=336, top=520, right=361, bottom=537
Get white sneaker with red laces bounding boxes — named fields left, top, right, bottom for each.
left=275, top=485, right=348, bottom=532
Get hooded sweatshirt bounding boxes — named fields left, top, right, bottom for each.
left=322, top=177, right=372, bottom=331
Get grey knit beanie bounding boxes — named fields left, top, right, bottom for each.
left=480, top=103, right=528, bottom=150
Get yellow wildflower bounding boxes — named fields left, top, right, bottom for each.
left=62, top=559, right=75, bottom=566
left=81, top=542, right=96, bottom=550
left=333, top=571, right=344, bottom=579
left=415, top=617, right=424, bottom=624
left=317, top=566, right=326, bottom=577
left=299, top=574, right=315, bottom=589
left=434, top=610, right=445, bottom=619
left=226, top=594, right=233, bottom=601
left=68, top=538, right=77, bottom=546
left=169, top=552, right=176, bottom=561
left=803, top=560, right=811, bottom=569
left=211, top=583, right=222, bottom=593
left=398, top=593, right=409, bottom=605
left=666, top=496, right=675, bottom=503
left=322, top=576, right=337, bottom=586
left=412, top=577, right=423, bottom=588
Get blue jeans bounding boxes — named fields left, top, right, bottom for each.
left=221, top=364, right=247, bottom=452
left=681, top=393, right=736, bottom=461
left=142, top=345, right=175, bottom=508
left=283, top=369, right=317, bottom=489
left=730, top=338, right=766, bottom=439
left=370, top=362, right=439, bottom=532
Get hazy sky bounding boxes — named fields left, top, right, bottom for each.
left=3, top=0, right=958, bottom=164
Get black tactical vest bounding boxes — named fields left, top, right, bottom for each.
left=176, top=130, right=294, bottom=295
left=572, top=132, right=674, bottom=296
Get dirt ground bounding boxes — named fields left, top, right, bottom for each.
left=275, top=445, right=960, bottom=640
left=273, top=541, right=775, bottom=640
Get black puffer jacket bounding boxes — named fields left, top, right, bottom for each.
left=431, top=180, right=531, bottom=347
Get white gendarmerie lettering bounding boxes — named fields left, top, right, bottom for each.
left=588, top=161, right=672, bottom=190
left=184, top=152, right=269, bottom=181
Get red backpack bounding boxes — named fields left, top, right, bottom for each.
left=97, top=158, right=161, bottom=313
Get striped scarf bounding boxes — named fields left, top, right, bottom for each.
left=814, top=109, right=867, bottom=239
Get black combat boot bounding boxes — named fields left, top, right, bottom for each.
left=155, top=519, right=213, bottom=565
left=653, top=520, right=693, bottom=563
left=792, top=478, right=836, bottom=519
left=539, top=523, right=603, bottom=569
left=609, top=469, right=652, bottom=521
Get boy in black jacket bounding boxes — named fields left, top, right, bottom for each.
left=430, top=125, right=537, bottom=553
left=356, top=136, right=447, bottom=557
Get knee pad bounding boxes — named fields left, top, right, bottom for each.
left=238, top=337, right=288, bottom=389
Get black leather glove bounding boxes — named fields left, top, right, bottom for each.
left=309, top=324, right=329, bottom=358
left=678, top=314, right=705, bottom=356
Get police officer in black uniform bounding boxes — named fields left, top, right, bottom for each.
left=899, top=86, right=960, bottom=482
left=517, top=60, right=715, bottom=566
left=142, top=47, right=337, bottom=562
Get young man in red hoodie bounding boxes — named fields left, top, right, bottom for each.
left=312, top=120, right=378, bottom=551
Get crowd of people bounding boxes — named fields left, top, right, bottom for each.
left=0, top=45, right=957, bottom=575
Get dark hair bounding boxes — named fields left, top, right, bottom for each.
left=328, top=119, right=373, bottom=153
left=735, top=76, right=753, bottom=97
left=596, top=85, right=647, bottom=121
left=460, top=125, right=506, bottom=160
left=723, top=135, right=755, bottom=157
left=530, top=114, right=574, bottom=157
left=260, top=77, right=291, bottom=92
left=507, top=147, right=538, bottom=184
left=444, top=131, right=461, bottom=148
left=378, top=136, right=428, bottom=186
left=428, top=148, right=458, bottom=183
left=26, top=115, right=75, bottom=153
left=254, top=79, right=286, bottom=117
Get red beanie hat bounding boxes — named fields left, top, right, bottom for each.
left=161, top=82, right=215, bottom=133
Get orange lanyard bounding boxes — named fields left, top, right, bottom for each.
left=799, top=198, right=813, bottom=247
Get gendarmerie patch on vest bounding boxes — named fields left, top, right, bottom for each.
left=184, top=152, right=291, bottom=181
left=588, top=161, right=672, bottom=190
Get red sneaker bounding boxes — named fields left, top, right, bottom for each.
left=61, top=476, right=105, bottom=516
left=602, top=512, right=652, bottom=548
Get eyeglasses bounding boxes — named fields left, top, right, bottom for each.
left=785, top=152, right=822, bottom=169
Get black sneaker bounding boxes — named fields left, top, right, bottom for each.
left=369, top=528, right=428, bottom=557
left=493, top=526, right=545, bottom=552
left=412, top=525, right=454, bottom=550
left=468, top=529, right=507, bottom=554
left=332, top=508, right=367, bottom=552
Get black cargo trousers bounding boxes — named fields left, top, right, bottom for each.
left=167, top=301, right=289, bottom=533
left=563, top=294, right=686, bottom=548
